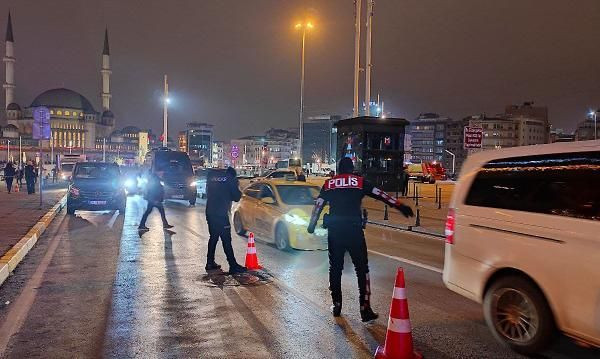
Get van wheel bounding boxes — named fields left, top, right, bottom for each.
left=233, top=212, right=246, bottom=236
left=275, top=223, right=290, bottom=251
left=483, top=276, right=556, bottom=355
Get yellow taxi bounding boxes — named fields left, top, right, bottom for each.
left=232, top=179, right=328, bottom=250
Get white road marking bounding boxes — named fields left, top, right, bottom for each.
left=368, top=249, right=443, bottom=274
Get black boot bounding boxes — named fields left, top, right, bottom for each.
left=360, top=306, right=379, bottom=322
left=229, top=263, right=247, bottom=274
left=331, top=302, right=342, bottom=317
left=205, top=262, right=222, bottom=271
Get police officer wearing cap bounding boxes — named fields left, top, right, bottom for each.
left=205, top=167, right=247, bottom=274
left=308, top=157, right=414, bottom=321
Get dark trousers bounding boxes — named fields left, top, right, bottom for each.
left=328, top=224, right=371, bottom=309
left=206, top=215, right=238, bottom=266
left=26, top=178, right=35, bottom=194
left=402, top=182, right=409, bottom=196
left=5, top=178, right=13, bottom=193
left=139, top=201, right=168, bottom=227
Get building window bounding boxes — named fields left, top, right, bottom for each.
left=57, top=111, right=62, bottom=115
left=50, top=110, right=54, bottom=115
left=65, top=111, right=70, bottom=116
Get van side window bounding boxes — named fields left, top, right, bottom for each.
left=465, top=151, right=600, bottom=221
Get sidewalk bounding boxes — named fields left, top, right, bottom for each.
left=0, top=184, right=67, bottom=258
left=362, top=182, right=454, bottom=236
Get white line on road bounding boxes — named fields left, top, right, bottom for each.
left=368, top=249, right=443, bottom=274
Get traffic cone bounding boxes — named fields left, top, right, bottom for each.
left=375, top=267, right=422, bottom=359
left=244, top=232, right=262, bottom=270
left=14, top=181, right=19, bottom=192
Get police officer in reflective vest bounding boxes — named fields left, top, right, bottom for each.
left=205, top=167, right=247, bottom=274
left=308, top=157, right=414, bottom=321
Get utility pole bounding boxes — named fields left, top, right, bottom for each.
left=163, top=75, right=169, bottom=147
left=364, top=0, right=374, bottom=116
left=103, top=138, right=106, bottom=162
left=299, top=26, right=306, bottom=165
left=445, top=149, right=456, bottom=178
left=353, top=0, right=362, bottom=117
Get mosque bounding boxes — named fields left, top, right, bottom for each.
left=1, top=11, right=127, bottom=158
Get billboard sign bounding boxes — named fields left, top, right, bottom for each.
left=464, top=126, right=483, bottom=149
left=32, top=106, right=51, bottom=140
left=230, top=144, right=240, bottom=159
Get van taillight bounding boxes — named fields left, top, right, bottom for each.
left=445, top=208, right=455, bottom=244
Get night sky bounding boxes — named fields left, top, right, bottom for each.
left=2, top=0, right=600, bottom=140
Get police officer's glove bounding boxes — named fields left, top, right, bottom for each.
left=396, top=204, right=414, bottom=218
left=307, top=223, right=316, bottom=234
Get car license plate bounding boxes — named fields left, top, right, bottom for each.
left=171, top=194, right=184, bottom=199
left=90, top=200, right=107, bottom=205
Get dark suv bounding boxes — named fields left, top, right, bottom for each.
left=67, top=162, right=126, bottom=215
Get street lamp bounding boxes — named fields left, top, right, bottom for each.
left=163, top=75, right=169, bottom=148
left=589, top=110, right=598, bottom=140
left=295, top=20, right=314, bottom=166
left=6, top=139, right=10, bottom=162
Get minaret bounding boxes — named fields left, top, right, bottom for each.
left=3, top=11, right=15, bottom=108
left=101, top=28, right=111, bottom=110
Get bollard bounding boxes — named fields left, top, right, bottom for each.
left=412, top=182, right=417, bottom=200
left=415, top=208, right=421, bottom=227
left=438, top=188, right=442, bottom=209
left=435, top=184, right=439, bottom=203
left=415, top=186, right=419, bottom=206
left=384, top=204, right=389, bottom=220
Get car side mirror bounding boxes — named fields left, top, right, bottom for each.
left=261, top=196, right=276, bottom=205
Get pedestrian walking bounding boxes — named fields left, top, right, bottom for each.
left=401, top=165, right=410, bottom=197
left=204, top=167, right=247, bottom=274
left=52, top=166, right=57, bottom=183
left=24, top=161, right=37, bottom=194
left=3, top=162, right=15, bottom=193
left=16, top=166, right=23, bottom=187
left=308, top=157, right=414, bottom=321
left=138, top=171, right=173, bottom=231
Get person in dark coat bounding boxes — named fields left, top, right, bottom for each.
left=138, top=171, right=173, bottom=230
left=401, top=166, right=410, bottom=197
left=24, top=161, right=37, bottom=194
left=205, top=167, right=246, bottom=274
left=4, top=162, right=15, bottom=193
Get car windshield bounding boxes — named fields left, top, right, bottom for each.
left=276, top=185, right=320, bottom=205
left=268, top=171, right=295, bottom=179
left=61, top=164, right=75, bottom=172
left=74, top=164, right=119, bottom=179
left=155, top=152, right=193, bottom=175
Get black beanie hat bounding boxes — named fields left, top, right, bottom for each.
left=338, top=157, right=354, bottom=174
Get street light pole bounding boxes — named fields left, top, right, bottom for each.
left=7, top=139, right=10, bottom=162
left=103, top=138, right=106, bottom=162
left=444, top=149, right=456, bottom=178
left=364, top=0, right=374, bottom=117
left=163, top=74, right=169, bottom=148
left=594, top=111, right=598, bottom=140
left=353, top=0, right=362, bottom=117
left=295, top=21, right=313, bottom=165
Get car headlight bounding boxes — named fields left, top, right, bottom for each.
left=189, top=181, right=197, bottom=187
left=314, top=228, right=328, bottom=237
left=284, top=213, right=308, bottom=226
left=160, top=181, right=165, bottom=186
left=124, top=179, right=135, bottom=188
left=61, top=174, right=67, bottom=180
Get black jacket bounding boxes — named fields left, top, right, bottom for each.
left=205, top=168, right=242, bottom=217
left=144, top=173, right=165, bottom=204
left=4, top=164, right=15, bottom=178
left=308, top=173, right=406, bottom=232
left=24, top=165, right=37, bottom=180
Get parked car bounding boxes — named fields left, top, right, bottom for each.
left=67, top=162, right=127, bottom=215
left=443, top=140, right=600, bottom=355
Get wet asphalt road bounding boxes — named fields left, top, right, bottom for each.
left=0, top=195, right=598, bottom=358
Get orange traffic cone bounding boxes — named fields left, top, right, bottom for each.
left=14, top=182, right=19, bottom=192
left=375, top=267, right=422, bottom=359
left=244, top=232, right=262, bottom=270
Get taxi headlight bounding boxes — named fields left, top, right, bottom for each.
left=284, top=213, right=308, bottom=226
left=189, top=181, right=197, bottom=187
left=314, top=228, right=328, bottom=237
left=124, top=179, right=135, bottom=188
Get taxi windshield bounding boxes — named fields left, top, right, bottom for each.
left=276, top=185, right=319, bottom=205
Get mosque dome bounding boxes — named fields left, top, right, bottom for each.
left=30, top=88, right=96, bottom=113
left=6, top=103, right=20, bottom=111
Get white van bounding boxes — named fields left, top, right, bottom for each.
left=443, top=140, right=600, bottom=355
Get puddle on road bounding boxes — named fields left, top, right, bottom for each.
left=198, top=269, right=274, bottom=288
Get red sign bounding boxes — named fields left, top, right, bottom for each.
left=464, top=126, right=483, bottom=149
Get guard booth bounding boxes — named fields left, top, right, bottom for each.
left=334, top=116, right=408, bottom=192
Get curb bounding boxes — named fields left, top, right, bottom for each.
left=0, top=194, right=67, bottom=287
